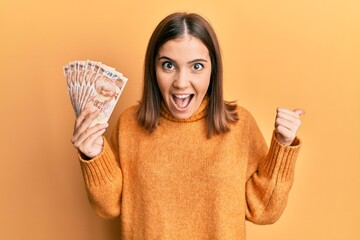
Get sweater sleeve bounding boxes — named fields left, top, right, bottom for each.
left=78, top=119, right=123, bottom=219
left=244, top=112, right=301, bottom=224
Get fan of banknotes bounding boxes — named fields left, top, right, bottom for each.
left=63, top=60, right=128, bottom=127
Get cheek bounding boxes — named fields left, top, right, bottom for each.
left=155, top=69, right=170, bottom=96
left=196, top=72, right=211, bottom=94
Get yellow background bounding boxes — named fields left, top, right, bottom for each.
left=1, top=0, right=359, bottom=239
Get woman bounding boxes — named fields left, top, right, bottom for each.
left=71, top=12, right=304, bottom=239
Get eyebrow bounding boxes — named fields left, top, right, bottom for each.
left=158, top=56, right=208, bottom=64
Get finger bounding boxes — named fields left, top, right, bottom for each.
left=80, top=128, right=106, bottom=158
left=294, top=108, right=305, bottom=116
left=83, top=128, right=106, bottom=149
left=73, top=123, right=108, bottom=148
left=275, top=117, right=298, bottom=132
left=276, top=111, right=301, bottom=126
left=275, top=125, right=296, bottom=145
left=277, top=107, right=305, bottom=118
left=72, top=110, right=99, bottom=143
left=74, top=107, right=97, bottom=131
left=277, top=108, right=300, bottom=118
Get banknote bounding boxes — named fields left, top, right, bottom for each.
left=63, top=60, right=128, bottom=126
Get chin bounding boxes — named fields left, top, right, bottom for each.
left=171, top=111, right=194, bottom=120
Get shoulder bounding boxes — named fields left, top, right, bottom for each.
left=116, top=104, right=151, bottom=139
left=115, top=104, right=139, bottom=129
left=113, top=104, right=141, bottom=135
left=224, top=101, right=253, bottom=119
left=227, top=105, right=260, bottom=134
left=235, top=105, right=256, bottom=122
left=120, top=104, right=138, bottom=119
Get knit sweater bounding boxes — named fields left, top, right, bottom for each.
left=79, top=100, right=301, bottom=240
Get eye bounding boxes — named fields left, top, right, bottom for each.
left=193, top=63, right=204, bottom=71
left=162, top=61, right=174, bottom=70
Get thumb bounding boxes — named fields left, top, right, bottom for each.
left=294, top=108, right=305, bottom=116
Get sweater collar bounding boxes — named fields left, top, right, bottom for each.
left=160, top=97, right=208, bottom=122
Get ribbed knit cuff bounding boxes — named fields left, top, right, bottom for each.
left=78, top=138, right=119, bottom=187
left=259, top=131, right=301, bottom=183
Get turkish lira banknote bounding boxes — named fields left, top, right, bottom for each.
left=63, top=60, right=128, bottom=126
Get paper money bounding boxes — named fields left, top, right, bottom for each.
left=63, top=60, right=128, bottom=126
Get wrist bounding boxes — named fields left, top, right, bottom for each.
left=78, top=150, right=93, bottom=161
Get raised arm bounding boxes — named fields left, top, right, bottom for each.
left=71, top=107, right=123, bottom=219
left=245, top=108, right=303, bottom=224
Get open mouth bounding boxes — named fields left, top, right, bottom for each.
left=171, top=94, right=194, bottom=110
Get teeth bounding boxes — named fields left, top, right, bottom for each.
left=174, top=94, right=190, bottom=99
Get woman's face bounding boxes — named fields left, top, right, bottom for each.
left=156, top=34, right=212, bottom=119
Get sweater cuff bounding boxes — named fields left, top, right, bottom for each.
left=78, top=138, right=119, bottom=187
left=259, top=131, right=302, bottom=182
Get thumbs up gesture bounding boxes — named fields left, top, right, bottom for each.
left=274, top=108, right=305, bottom=146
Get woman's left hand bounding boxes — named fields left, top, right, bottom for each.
left=274, top=108, right=305, bottom=146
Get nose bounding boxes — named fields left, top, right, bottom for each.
left=173, top=69, right=190, bottom=89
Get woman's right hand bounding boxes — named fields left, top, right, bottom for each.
left=71, top=107, right=109, bottom=159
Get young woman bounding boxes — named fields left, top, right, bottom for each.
left=71, top=12, right=304, bottom=239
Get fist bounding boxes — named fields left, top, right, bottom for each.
left=71, top=107, right=109, bottom=159
left=274, top=108, right=305, bottom=146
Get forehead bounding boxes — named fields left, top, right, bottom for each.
left=157, top=34, right=210, bottom=60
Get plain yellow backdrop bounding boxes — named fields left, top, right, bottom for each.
left=1, top=0, right=359, bottom=239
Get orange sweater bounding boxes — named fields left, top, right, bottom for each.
left=79, top=100, right=301, bottom=239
